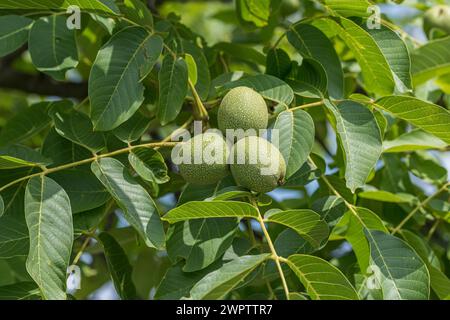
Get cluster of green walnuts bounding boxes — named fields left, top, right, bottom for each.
left=177, top=86, right=286, bottom=193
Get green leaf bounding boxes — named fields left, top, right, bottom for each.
left=98, top=232, right=137, bottom=300
left=0, top=282, right=40, bottom=300
left=220, top=74, right=294, bottom=107
left=274, top=109, right=315, bottom=178
left=167, top=218, right=238, bottom=272
left=407, top=151, right=447, bottom=184
left=285, top=158, right=324, bottom=187
left=28, top=15, right=78, bottom=80
left=49, top=167, right=110, bottom=213
left=0, top=0, right=117, bottom=14
left=128, top=147, right=170, bottom=185
left=374, top=96, right=450, bottom=144
left=163, top=201, right=259, bottom=223
left=0, top=145, right=51, bottom=170
left=266, top=48, right=292, bottom=79
left=0, top=195, right=3, bottom=217
left=0, top=15, right=33, bottom=58
left=185, top=53, right=197, bottom=85
left=112, top=111, right=151, bottom=143
left=286, top=254, right=359, bottom=300
left=311, top=196, right=346, bottom=227
left=49, top=101, right=105, bottom=153
left=344, top=207, right=388, bottom=272
left=399, top=230, right=441, bottom=271
left=155, top=262, right=222, bottom=300
left=266, top=210, right=329, bottom=249
left=214, top=42, right=266, bottom=66
left=428, top=265, right=450, bottom=300
left=157, top=54, right=189, bottom=125
left=287, top=23, right=344, bottom=98
left=358, top=190, right=415, bottom=204
left=0, top=209, right=29, bottom=259
left=365, top=230, right=430, bottom=300
left=411, top=36, right=450, bottom=86
left=236, top=0, right=270, bottom=27
left=120, top=0, right=153, bottom=28
left=327, top=17, right=395, bottom=95
left=383, top=129, right=447, bottom=153
left=0, top=102, right=51, bottom=147
left=91, top=157, right=165, bottom=249
left=182, top=40, right=211, bottom=100
left=189, top=254, right=270, bottom=299
left=292, top=58, right=328, bottom=98
left=41, top=128, right=92, bottom=167
left=363, top=24, right=412, bottom=92
left=89, top=27, right=163, bottom=131
left=25, top=176, right=73, bottom=300
left=320, top=0, right=371, bottom=17
left=325, top=100, right=382, bottom=192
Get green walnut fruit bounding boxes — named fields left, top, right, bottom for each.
left=230, top=136, right=286, bottom=193
left=424, top=5, right=450, bottom=35
left=218, top=86, right=268, bottom=134
left=177, top=131, right=230, bottom=185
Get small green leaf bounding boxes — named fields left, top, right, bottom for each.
left=163, top=201, right=259, bottom=223
left=374, top=96, right=450, bottom=144
left=266, top=210, right=329, bottom=249
left=99, top=232, right=137, bottom=300
left=0, top=102, right=51, bottom=147
left=157, top=54, right=189, bottom=125
left=189, top=254, right=270, bottom=299
left=155, top=262, right=222, bottom=300
left=274, top=109, right=315, bottom=178
left=167, top=218, right=238, bottom=272
left=112, top=111, right=151, bottom=143
left=182, top=40, right=211, bottom=100
left=358, top=190, right=416, bottom=204
left=325, top=17, right=395, bottom=95
left=320, top=0, right=371, bottom=17
left=29, top=15, right=78, bottom=80
left=325, top=100, right=382, bottom=192
left=25, top=176, right=73, bottom=300
left=120, top=0, right=153, bottom=28
left=0, top=282, right=40, bottom=300
left=0, top=15, right=33, bottom=57
left=49, top=167, right=110, bottom=213
left=311, top=196, right=346, bottom=227
left=0, top=0, right=117, bottom=14
left=185, top=53, right=198, bottom=85
left=214, top=42, right=266, bottom=66
left=365, top=230, right=430, bottom=300
left=286, top=254, right=359, bottom=300
left=41, top=129, right=92, bottom=167
left=89, top=27, right=163, bottom=131
left=0, top=145, right=51, bottom=170
left=412, top=36, right=450, bottom=86
left=383, top=129, right=447, bottom=153
left=91, top=157, right=165, bottom=249
left=407, top=151, right=447, bottom=184
left=287, top=23, right=344, bottom=98
left=266, top=48, right=292, bottom=79
left=220, top=74, right=294, bottom=107
left=236, top=0, right=270, bottom=27
left=128, top=147, right=170, bottom=185
left=344, top=207, right=388, bottom=272
left=49, top=101, right=105, bottom=153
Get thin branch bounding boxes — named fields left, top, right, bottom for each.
left=251, top=198, right=290, bottom=300
left=391, top=182, right=450, bottom=235
left=0, top=141, right=178, bottom=193
left=289, top=100, right=324, bottom=112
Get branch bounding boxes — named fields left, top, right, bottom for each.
left=0, top=67, right=88, bottom=99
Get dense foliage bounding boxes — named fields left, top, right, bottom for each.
left=0, top=0, right=449, bottom=300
